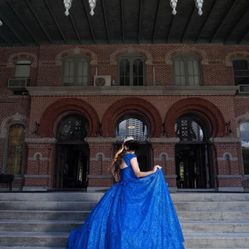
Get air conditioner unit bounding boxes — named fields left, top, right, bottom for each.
left=8, top=78, right=30, bottom=90
left=238, top=84, right=249, bottom=94
left=94, top=75, right=111, bottom=86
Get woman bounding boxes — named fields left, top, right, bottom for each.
left=67, top=137, right=185, bottom=249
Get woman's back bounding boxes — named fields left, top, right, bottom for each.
left=120, top=153, right=137, bottom=181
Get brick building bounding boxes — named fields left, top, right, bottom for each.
left=0, top=0, right=249, bottom=192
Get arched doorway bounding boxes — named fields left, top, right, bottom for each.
left=175, top=114, right=215, bottom=189
left=55, top=114, right=89, bottom=189
left=114, top=115, right=152, bottom=171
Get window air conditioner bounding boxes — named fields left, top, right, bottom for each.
left=8, top=78, right=31, bottom=89
left=94, top=75, right=111, bottom=86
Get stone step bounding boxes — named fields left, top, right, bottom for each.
left=0, top=220, right=82, bottom=232
left=1, top=192, right=249, bottom=202
left=1, top=200, right=249, bottom=211
left=0, top=192, right=103, bottom=202
left=176, top=201, right=249, bottom=211
left=178, top=210, right=249, bottom=221
left=182, top=221, right=249, bottom=233
left=185, top=233, right=249, bottom=248
left=1, top=210, right=249, bottom=222
left=0, top=232, right=67, bottom=247
left=0, top=210, right=90, bottom=221
left=1, top=192, right=249, bottom=248
left=0, top=201, right=97, bottom=211
left=1, top=232, right=249, bottom=248
left=173, top=193, right=249, bottom=202
left=1, top=220, right=249, bottom=233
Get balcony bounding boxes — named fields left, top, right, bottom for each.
left=25, top=85, right=238, bottom=97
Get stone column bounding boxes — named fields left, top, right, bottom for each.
left=212, top=137, right=244, bottom=192
left=86, top=137, right=114, bottom=191
left=23, top=137, right=56, bottom=191
left=151, top=137, right=179, bottom=192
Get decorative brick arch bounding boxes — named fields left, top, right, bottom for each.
left=102, top=98, right=162, bottom=137
left=165, top=47, right=209, bottom=65
left=39, top=99, right=100, bottom=137
left=164, top=98, right=226, bottom=137
left=225, top=51, right=249, bottom=66
left=110, top=47, right=153, bottom=65
left=7, top=52, right=38, bottom=68
left=0, top=113, right=27, bottom=139
left=55, top=48, right=98, bottom=66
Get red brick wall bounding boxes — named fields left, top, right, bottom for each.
left=0, top=43, right=249, bottom=190
left=1, top=44, right=249, bottom=88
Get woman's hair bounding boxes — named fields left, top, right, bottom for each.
left=110, top=140, right=139, bottom=182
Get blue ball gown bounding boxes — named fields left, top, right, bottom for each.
left=67, top=153, right=185, bottom=249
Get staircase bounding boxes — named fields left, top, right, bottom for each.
left=0, top=192, right=249, bottom=249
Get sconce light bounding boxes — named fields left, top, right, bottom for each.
left=225, top=121, right=232, bottom=134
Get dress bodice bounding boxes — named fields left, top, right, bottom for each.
left=120, top=153, right=137, bottom=182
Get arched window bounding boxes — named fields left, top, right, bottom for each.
left=119, top=56, right=144, bottom=86
left=232, top=59, right=249, bottom=85
left=240, top=122, right=249, bottom=175
left=57, top=114, right=89, bottom=142
left=6, top=124, right=25, bottom=175
left=173, top=56, right=201, bottom=86
left=63, top=57, right=89, bottom=86
left=116, top=116, right=148, bottom=141
left=175, top=115, right=208, bottom=142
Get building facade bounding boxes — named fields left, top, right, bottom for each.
left=0, top=44, right=249, bottom=192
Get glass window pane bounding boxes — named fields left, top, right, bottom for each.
left=240, top=122, right=249, bottom=174
left=175, top=60, right=186, bottom=85
left=57, top=115, right=88, bottom=141
left=15, top=61, right=31, bottom=78
left=176, top=117, right=204, bottom=142
left=233, top=60, right=248, bottom=70
left=233, top=60, right=249, bottom=85
left=63, top=59, right=74, bottom=85
left=7, top=124, right=25, bottom=175
left=63, top=58, right=89, bottom=86
left=77, top=60, right=88, bottom=85
left=240, top=122, right=249, bottom=144
left=133, top=59, right=143, bottom=86
left=116, top=117, right=148, bottom=141
left=187, top=59, right=200, bottom=86
left=187, top=60, right=194, bottom=75
left=174, top=57, right=200, bottom=86
left=119, top=59, right=130, bottom=85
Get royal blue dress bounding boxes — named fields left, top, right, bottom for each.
left=67, top=153, right=185, bottom=249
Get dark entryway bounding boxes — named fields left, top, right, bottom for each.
left=55, top=144, right=89, bottom=189
left=55, top=114, right=89, bottom=189
left=176, top=143, right=214, bottom=188
left=175, top=114, right=215, bottom=189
